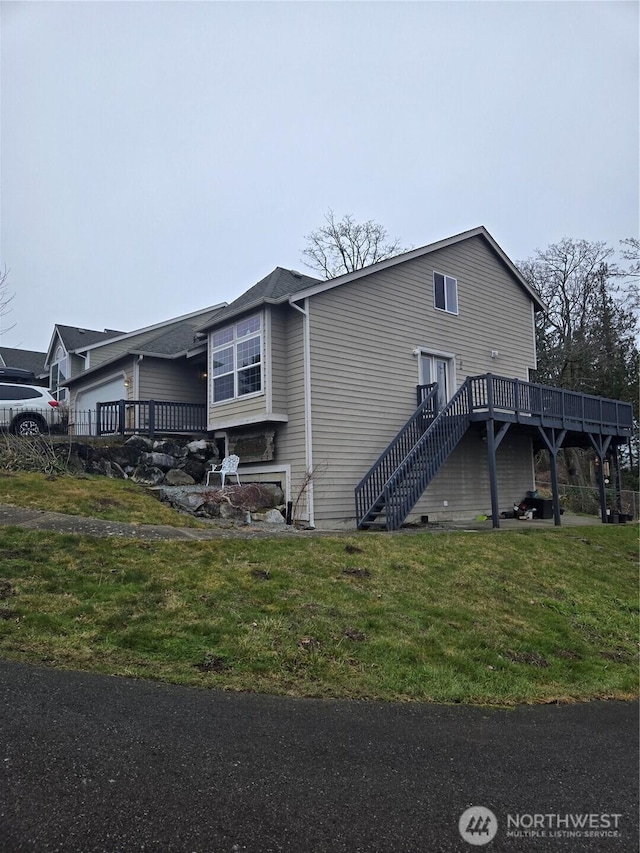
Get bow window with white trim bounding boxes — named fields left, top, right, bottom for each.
left=210, top=315, right=262, bottom=402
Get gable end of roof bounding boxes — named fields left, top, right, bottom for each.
left=288, top=226, right=545, bottom=311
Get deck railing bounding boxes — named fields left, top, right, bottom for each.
left=94, top=400, right=207, bottom=438
left=468, top=375, right=634, bottom=434
left=355, top=374, right=634, bottom=531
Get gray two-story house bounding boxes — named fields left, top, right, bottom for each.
left=196, top=226, right=632, bottom=528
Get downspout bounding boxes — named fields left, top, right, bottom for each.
left=134, top=355, right=143, bottom=432
left=290, top=298, right=315, bottom=527
left=133, top=355, right=143, bottom=400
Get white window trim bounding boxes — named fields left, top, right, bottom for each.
left=433, top=270, right=459, bottom=315
left=50, top=345, right=70, bottom=402
left=209, top=313, right=264, bottom=404
left=416, top=348, right=457, bottom=400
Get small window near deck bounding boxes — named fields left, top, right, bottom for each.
left=433, top=272, right=458, bottom=315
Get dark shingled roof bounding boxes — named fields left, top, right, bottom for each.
left=0, top=346, right=47, bottom=376
left=133, top=307, right=226, bottom=355
left=133, top=324, right=206, bottom=356
left=56, top=325, right=126, bottom=352
left=198, top=267, right=321, bottom=331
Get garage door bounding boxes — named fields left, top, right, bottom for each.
left=75, top=376, right=126, bottom=435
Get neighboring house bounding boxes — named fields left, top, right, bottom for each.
left=62, top=305, right=226, bottom=434
left=0, top=346, right=48, bottom=384
left=45, top=326, right=127, bottom=401
left=196, top=226, right=632, bottom=529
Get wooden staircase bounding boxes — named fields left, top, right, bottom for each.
left=355, top=380, right=472, bottom=530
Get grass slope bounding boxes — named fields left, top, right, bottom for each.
left=0, top=470, right=203, bottom=527
left=0, top=522, right=637, bottom=705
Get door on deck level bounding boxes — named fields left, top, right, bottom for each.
left=419, top=354, right=452, bottom=411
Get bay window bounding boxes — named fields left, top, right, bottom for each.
left=211, top=314, right=262, bottom=402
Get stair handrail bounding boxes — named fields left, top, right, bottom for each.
left=355, top=383, right=439, bottom=525
left=382, top=379, right=472, bottom=529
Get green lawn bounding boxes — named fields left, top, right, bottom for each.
left=0, top=470, right=204, bottom=527
left=0, top=519, right=637, bottom=705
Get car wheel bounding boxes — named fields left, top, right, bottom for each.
left=13, top=415, right=47, bottom=437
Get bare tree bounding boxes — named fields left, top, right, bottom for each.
left=0, top=265, right=15, bottom=338
left=519, top=238, right=639, bottom=486
left=620, top=236, right=640, bottom=276
left=619, top=237, right=640, bottom=312
left=518, top=238, right=618, bottom=390
left=301, top=210, right=408, bottom=279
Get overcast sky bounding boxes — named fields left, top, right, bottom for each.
left=1, top=0, right=638, bottom=353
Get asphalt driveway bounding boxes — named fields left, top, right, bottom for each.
left=0, top=661, right=637, bottom=852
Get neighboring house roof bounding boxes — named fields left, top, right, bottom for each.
left=50, top=303, right=226, bottom=383
left=54, top=325, right=126, bottom=354
left=65, top=308, right=224, bottom=387
left=45, top=325, right=127, bottom=367
left=65, top=304, right=227, bottom=357
left=198, top=227, right=545, bottom=335
left=196, top=267, right=321, bottom=332
left=0, top=346, right=47, bottom=376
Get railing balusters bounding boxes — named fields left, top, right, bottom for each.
left=355, top=373, right=633, bottom=531
left=355, top=384, right=439, bottom=526
left=67, top=400, right=207, bottom=436
left=355, top=380, right=472, bottom=529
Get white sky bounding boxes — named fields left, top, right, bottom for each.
left=1, top=0, right=638, bottom=352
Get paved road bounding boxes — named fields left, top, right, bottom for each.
left=0, top=662, right=637, bottom=853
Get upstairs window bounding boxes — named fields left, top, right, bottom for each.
left=211, top=314, right=262, bottom=402
left=433, top=272, right=458, bottom=315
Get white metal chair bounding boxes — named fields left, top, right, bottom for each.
left=206, top=454, right=240, bottom=488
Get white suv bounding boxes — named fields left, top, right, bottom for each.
left=0, top=382, right=61, bottom=436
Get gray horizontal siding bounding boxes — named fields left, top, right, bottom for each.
left=306, top=235, right=537, bottom=523
left=68, top=356, right=134, bottom=410
left=138, top=359, right=206, bottom=404
left=88, top=331, right=163, bottom=368
left=272, top=310, right=309, bottom=520
left=411, top=430, right=534, bottom=521
left=269, top=306, right=288, bottom=414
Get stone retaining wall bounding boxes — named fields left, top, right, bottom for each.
left=61, top=435, right=221, bottom=485
left=56, top=435, right=287, bottom=523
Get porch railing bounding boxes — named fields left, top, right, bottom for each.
left=95, top=400, right=207, bottom=438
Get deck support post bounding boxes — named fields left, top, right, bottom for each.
left=611, top=444, right=622, bottom=514
left=548, top=450, right=561, bottom=526
left=588, top=434, right=613, bottom=523
left=537, top=427, right=567, bottom=526
left=486, top=420, right=511, bottom=529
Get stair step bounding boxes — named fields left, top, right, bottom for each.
left=357, top=390, right=471, bottom=532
